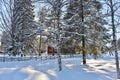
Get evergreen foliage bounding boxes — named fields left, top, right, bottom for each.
left=63, top=0, right=110, bottom=58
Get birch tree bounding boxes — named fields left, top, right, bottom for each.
left=36, top=0, right=68, bottom=71
left=46, top=0, right=63, bottom=71
left=103, top=0, right=120, bottom=79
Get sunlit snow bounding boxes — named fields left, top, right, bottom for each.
left=0, top=54, right=119, bottom=80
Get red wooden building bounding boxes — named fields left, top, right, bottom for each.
left=47, top=46, right=56, bottom=55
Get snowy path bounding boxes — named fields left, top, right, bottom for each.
left=0, top=57, right=117, bottom=80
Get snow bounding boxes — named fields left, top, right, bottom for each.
left=0, top=54, right=119, bottom=80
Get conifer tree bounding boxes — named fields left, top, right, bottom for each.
left=11, top=0, right=35, bottom=55
left=64, top=0, right=110, bottom=61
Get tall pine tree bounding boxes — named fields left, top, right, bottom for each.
left=11, top=0, right=35, bottom=55
left=64, top=0, right=110, bottom=60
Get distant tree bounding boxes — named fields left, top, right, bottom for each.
left=37, top=7, right=48, bottom=26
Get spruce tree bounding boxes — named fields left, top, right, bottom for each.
left=64, top=0, right=110, bottom=60
left=11, top=0, right=34, bottom=55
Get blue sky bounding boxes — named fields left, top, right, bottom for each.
left=101, top=0, right=120, bottom=39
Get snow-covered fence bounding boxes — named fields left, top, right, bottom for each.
left=0, top=54, right=81, bottom=62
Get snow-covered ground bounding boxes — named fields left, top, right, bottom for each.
left=0, top=54, right=119, bottom=80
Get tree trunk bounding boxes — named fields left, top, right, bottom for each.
left=110, top=0, right=120, bottom=79
left=80, top=0, right=86, bottom=64
left=39, top=34, right=42, bottom=56
left=57, top=12, right=62, bottom=71
left=56, top=0, right=62, bottom=71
